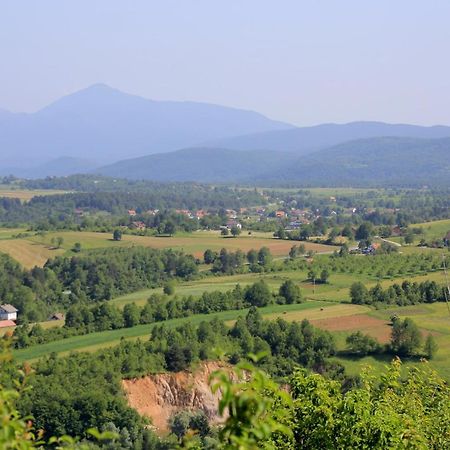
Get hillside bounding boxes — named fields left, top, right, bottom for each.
left=208, top=121, right=450, bottom=154
left=0, top=84, right=292, bottom=170
left=97, top=137, right=450, bottom=186
left=265, top=136, right=450, bottom=186
left=97, top=147, right=298, bottom=182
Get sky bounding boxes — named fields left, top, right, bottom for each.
left=1, top=0, right=450, bottom=126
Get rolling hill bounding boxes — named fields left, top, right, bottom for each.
left=0, top=84, right=292, bottom=170
left=97, top=147, right=298, bottom=182
left=208, top=121, right=450, bottom=154
left=97, top=137, right=450, bottom=187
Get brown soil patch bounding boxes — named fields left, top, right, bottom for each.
left=122, top=361, right=231, bottom=433
left=311, top=314, right=392, bottom=343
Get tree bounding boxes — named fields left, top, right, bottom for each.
left=247, top=249, right=258, bottom=265
left=274, top=228, right=286, bottom=240
left=163, top=281, right=175, bottom=295
left=245, top=280, right=272, bottom=307
left=203, top=249, right=217, bottom=264
left=113, top=229, right=122, bottom=241
left=404, top=232, right=415, bottom=245
left=123, top=303, right=140, bottom=327
left=424, top=334, right=438, bottom=359
left=164, top=220, right=176, bottom=236
left=258, top=247, right=272, bottom=268
left=279, top=280, right=302, bottom=304
left=230, top=225, right=241, bottom=237
left=350, top=282, right=370, bottom=304
left=72, top=242, right=82, bottom=253
left=221, top=228, right=230, bottom=236
left=391, top=317, right=422, bottom=356
left=319, top=269, right=329, bottom=284
left=56, top=236, right=64, bottom=248
left=289, top=245, right=298, bottom=259
left=346, top=331, right=381, bottom=355
left=355, top=222, right=373, bottom=241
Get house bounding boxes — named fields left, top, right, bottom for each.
left=130, top=221, right=146, bottom=230
left=0, top=304, right=18, bottom=321
left=275, top=210, right=286, bottom=218
left=226, top=220, right=242, bottom=230
left=391, top=226, right=402, bottom=237
left=195, top=209, right=207, bottom=219
left=0, top=320, right=16, bottom=329
left=127, top=209, right=137, bottom=217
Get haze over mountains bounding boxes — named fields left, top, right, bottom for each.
left=1, top=84, right=450, bottom=186
left=0, top=84, right=292, bottom=171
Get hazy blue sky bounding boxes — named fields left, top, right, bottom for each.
left=1, top=1, right=450, bottom=126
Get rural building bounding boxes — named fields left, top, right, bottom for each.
left=275, top=210, right=286, bottom=218
left=0, top=320, right=16, bottom=329
left=130, top=221, right=146, bottom=230
left=127, top=209, right=137, bottom=216
left=0, top=304, right=18, bottom=321
left=225, top=220, right=242, bottom=230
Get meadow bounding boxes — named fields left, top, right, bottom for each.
left=0, top=187, right=68, bottom=201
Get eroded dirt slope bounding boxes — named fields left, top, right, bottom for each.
left=122, top=361, right=229, bottom=432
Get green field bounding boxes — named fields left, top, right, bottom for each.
left=411, top=218, right=450, bottom=241
left=334, top=302, right=450, bottom=381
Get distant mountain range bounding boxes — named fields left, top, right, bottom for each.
left=97, top=137, right=450, bottom=187
left=0, top=84, right=292, bottom=170
left=207, top=121, right=450, bottom=154
left=1, top=83, right=450, bottom=186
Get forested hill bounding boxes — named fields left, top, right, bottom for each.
left=95, top=136, right=450, bottom=187
left=264, top=136, right=450, bottom=186
left=97, top=147, right=298, bottom=182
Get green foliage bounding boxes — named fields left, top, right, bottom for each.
left=346, top=331, right=382, bottom=356
left=391, top=317, right=423, bottom=356
left=112, top=229, right=122, bottom=241
left=208, top=359, right=450, bottom=449
left=278, top=280, right=302, bottom=304
left=424, top=334, right=438, bottom=359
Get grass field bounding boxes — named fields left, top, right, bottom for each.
left=0, top=239, right=64, bottom=269
left=0, top=188, right=68, bottom=201
left=0, top=228, right=27, bottom=240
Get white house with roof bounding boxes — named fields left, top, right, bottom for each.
left=0, top=304, right=18, bottom=321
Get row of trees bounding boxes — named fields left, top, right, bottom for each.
left=204, top=247, right=274, bottom=274
left=350, top=279, right=446, bottom=306
left=13, top=280, right=303, bottom=348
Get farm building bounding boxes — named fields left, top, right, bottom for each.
left=0, top=320, right=16, bottom=329
left=0, top=304, right=18, bottom=321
